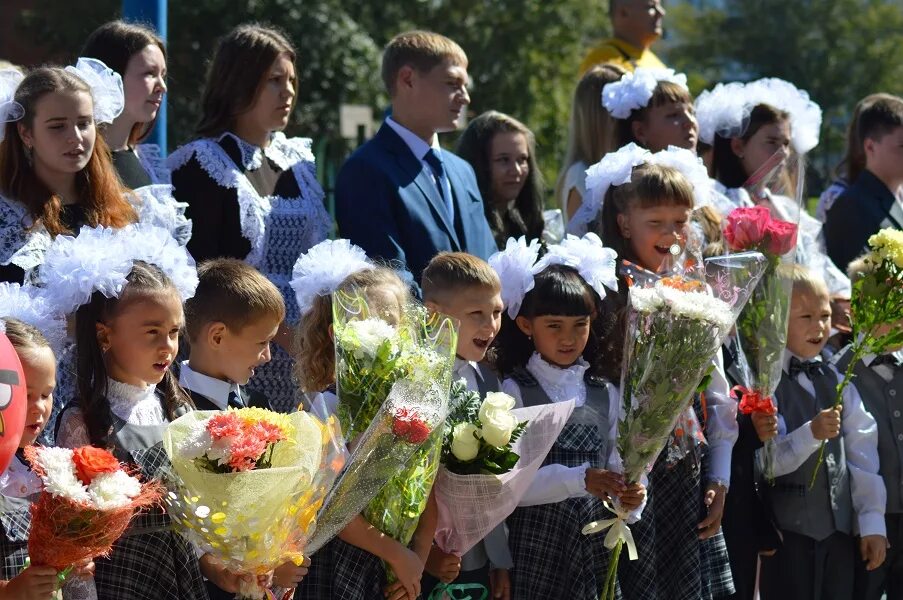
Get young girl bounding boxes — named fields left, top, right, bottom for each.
left=592, top=145, right=737, bottom=599
left=168, top=24, right=330, bottom=412
left=291, top=240, right=432, bottom=600
left=695, top=77, right=851, bottom=299
left=81, top=20, right=170, bottom=188
left=0, top=316, right=94, bottom=599
left=491, top=234, right=646, bottom=600
left=43, top=224, right=241, bottom=600
left=555, top=64, right=625, bottom=225
left=456, top=111, right=545, bottom=249
left=0, top=60, right=189, bottom=443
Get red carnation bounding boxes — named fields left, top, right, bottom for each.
left=71, top=446, right=121, bottom=485
left=392, top=407, right=432, bottom=445
left=207, top=412, right=242, bottom=440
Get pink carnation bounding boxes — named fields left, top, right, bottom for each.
left=227, top=433, right=268, bottom=472
left=724, top=206, right=771, bottom=251
left=256, top=420, right=287, bottom=445
left=206, top=413, right=242, bottom=440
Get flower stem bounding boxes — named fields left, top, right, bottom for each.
left=600, top=539, right=622, bottom=600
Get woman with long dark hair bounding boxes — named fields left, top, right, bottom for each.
left=456, top=111, right=545, bottom=249
left=168, top=24, right=330, bottom=412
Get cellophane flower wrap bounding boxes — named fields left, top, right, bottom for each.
left=163, top=408, right=345, bottom=600
left=584, top=253, right=766, bottom=600
left=432, top=381, right=574, bottom=562
left=809, top=228, right=903, bottom=484
left=24, top=446, right=162, bottom=575
left=724, top=151, right=803, bottom=483
left=304, top=297, right=457, bottom=570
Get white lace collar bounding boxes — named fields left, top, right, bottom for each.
left=217, top=131, right=306, bottom=172
left=106, top=378, right=166, bottom=425
left=526, top=352, right=589, bottom=406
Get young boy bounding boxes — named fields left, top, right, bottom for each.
left=181, top=258, right=309, bottom=598
left=825, top=95, right=903, bottom=270
left=759, top=265, right=887, bottom=600
left=335, top=31, right=496, bottom=290
left=420, top=252, right=512, bottom=600
left=837, top=254, right=903, bottom=600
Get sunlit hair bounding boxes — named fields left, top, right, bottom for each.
left=782, top=262, right=830, bottom=300
left=422, top=251, right=500, bottom=304
left=381, top=30, right=467, bottom=96
left=613, top=80, right=694, bottom=149
left=3, top=318, right=53, bottom=361
left=0, top=67, right=136, bottom=237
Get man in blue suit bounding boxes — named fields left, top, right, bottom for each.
left=335, top=31, right=496, bottom=289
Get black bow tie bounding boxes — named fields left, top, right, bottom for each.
left=873, top=354, right=903, bottom=368
left=789, top=357, right=825, bottom=380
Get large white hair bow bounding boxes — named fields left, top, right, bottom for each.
left=65, top=57, right=124, bottom=125
left=0, top=69, right=24, bottom=144
left=488, top=237, right=541, bottom=319
left=695, top=77, right=822, bottom=154
left=534, top=233, right=619, bottom=301
left=567, top=143, right=713, bottom=236
left=602, top=68, right=689, bottom=119
left=0, top=283, right=67, bottom=353
left=40, top=224, right=198, bottom=315
left=290, top=239, right=373, bottom=316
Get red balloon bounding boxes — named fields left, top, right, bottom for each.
left=0, top=333, right=27, bottom=474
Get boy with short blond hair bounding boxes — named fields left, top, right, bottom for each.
left=336, top=32, right=496, bottom=290
left=420, top=252, right=512, bottom=599
left=759, top=264, right=887, bottom=600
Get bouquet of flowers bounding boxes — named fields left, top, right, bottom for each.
left=583, top=253, right=766, bottom=600
left=163, top=408, right=345, bottom=600
left=431, top=381, right=574, bottom=588
left=809, top=228, right=903, bottom=484
left=304, top=300, right=457, bottom=562
left=24, top=446, right=162, bottom=579
left=724, top=204, right=799, bottom=483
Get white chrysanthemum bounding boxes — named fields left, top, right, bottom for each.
left=65, top=57, right=123, bottom=124
left=0, top=283, right=67, bottom=352
left=342, top=318, right=398, bottom=360
left=290, top=239, right=373, bottom=317
left=32, top=447, right=90, bottom=503
left=488, top=236, right=541, bottom=319
left=602, top=67, right=689, bottom=119
left=535, top=233, right=619, bottom=300
left=87, top=469, right=142, bottom=510
left=179, top=419, right=214, bottom=460
left=632, top=284, right=734, bottom=331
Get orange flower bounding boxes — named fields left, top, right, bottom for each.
left=659, top=275, right=706, bottom=293
left=71, top=447, right=121, bottom=485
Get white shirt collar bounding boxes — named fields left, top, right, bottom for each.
left=385, top=116, right=440, bottom=162
left=179, top=361, right=241, bottom=410
left=526, top=352, right=589, bottom=406
left=864, top=350, right=903, bottom=367
left=106, top=378, right=165, bottom=425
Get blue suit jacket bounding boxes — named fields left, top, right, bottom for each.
left=335, top=123, right=496, bottom=285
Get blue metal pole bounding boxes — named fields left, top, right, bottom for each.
left=122, top=0, right=167, bottom=153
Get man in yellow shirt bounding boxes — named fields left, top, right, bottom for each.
left=580, top=0, right=667, bottom=75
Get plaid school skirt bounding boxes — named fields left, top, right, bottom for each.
left=648, top=449, right=735, bottom=600
left=507, top=496, right=622, bottom=600
left=94, top=528, right=208, bottom=600
left=295, top=536, right=387, bottom=600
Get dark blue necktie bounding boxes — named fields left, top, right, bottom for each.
left=227, top=390, right=244, bottom=409
left=424, top=148, right=453, bottom=220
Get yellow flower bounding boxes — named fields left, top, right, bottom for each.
left=231, top=407, right=296, bottom=438
left=869, top=228, right=903, bottom=270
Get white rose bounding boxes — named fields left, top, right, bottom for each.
left=345, top=318, right=397, bottom=360
left=480, top=408, right=518, bottom=448
left=479, top=392, right=518, bottom=447
left=451, top=423, right=481, bottom=461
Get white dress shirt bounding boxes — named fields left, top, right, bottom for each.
left=384, top=116, right=454, bottom=220
left=179, top=361, right=244, bottom=410
left=0, top=455, right=41, bottom=498
left=862, top=351, right=903, bottom=383
left=757, top=350, right=886, bottom=537
left=702, top=351, right=738, bottom=487
left=453, top=357, right=481, bottom=393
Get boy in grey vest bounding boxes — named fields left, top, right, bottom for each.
left=840, top=253, right=903, bottom=600
left=758, top=264, right=887, bottom=600
left=420, top=252, right=514, bottom=599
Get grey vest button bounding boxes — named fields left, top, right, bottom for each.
left=890, top=389, right=897, bottom=397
